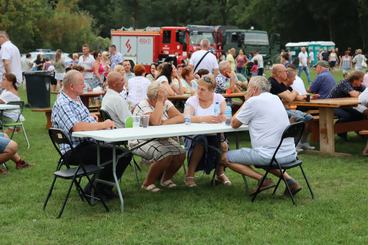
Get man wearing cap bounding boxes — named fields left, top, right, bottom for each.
left=308, top=60, right=336, bottom=99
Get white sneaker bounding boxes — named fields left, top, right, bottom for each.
left=296, top=145, right=304, bottom=153
left=299, top=142, right=316, bottom=150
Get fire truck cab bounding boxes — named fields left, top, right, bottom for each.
left=111, top=26, right=190, bottom=69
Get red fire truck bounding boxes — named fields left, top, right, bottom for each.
left=111, top=26, right=190, bottom=70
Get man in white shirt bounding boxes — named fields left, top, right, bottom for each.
left=297, top=47, right=311, bottom=83
left=289, top=67, right=307, bottom=95
left=78, top=44, right=95, bottom=90
left=251, top=50, right=264, bottom=75
left=222, top=76, right=301, bottom=195
left=101, top=71, right=131, bottom=128
left=0, top=31, right=22, bottom=86
left=189, top=39, right=219, bottom=76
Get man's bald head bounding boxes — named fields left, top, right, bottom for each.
left=107, top=71, right=124, bottom=93
left=271, top=64, right=288, bottom=83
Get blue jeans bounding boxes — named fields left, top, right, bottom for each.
left=298, top=66, right=311, bottom=83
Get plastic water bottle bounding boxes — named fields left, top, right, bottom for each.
left=224, top=104, right=232, bottom=125
left=184, top=103, right=191, bottom=125
left=213, top=102, right=220, bottom=116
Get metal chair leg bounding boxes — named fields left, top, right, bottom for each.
left=251, top=172, right=269, bottom=202
left=57, top=175, right=77, bottom=218
left=272, top=169, right=286, bottom=196
left=21, top=123, right=30, bottom=149
left=300, top=165, right=314, bottom=199
left=43, top=175, right=57, bottom=210
left=278, top=166, right=296, bottom=205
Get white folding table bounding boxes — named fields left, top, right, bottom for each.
left=72, top=123, right=249, bottom=212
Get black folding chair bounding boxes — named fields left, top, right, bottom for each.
left=99, top=108, right=112, bottom=121
left=43, top=128, right=109, bottom=218
left=251, top=122, right=314, bottom=205
left=100, top=108, right=142, bottom=189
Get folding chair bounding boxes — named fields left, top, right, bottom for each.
left=251, top=122, right=314, bottom=205
left=43, top=128, right=109, bottom=218
left=99, top=108, right=112, bottom=121
left=2, top=101, right=30, bottom=149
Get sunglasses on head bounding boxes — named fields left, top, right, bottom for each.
left=202, top=76, right=212, bottom=84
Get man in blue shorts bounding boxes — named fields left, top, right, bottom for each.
left=0, top=132, right=30, bottom=175
left=222, top=76, right=301, bottom=195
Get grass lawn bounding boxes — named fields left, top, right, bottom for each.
left=1, top=70, right=368, bottom=244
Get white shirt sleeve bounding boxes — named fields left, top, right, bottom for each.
left=1, top=45, right=11, bottom=60
left=359, top=88, right=368, bottom=105
left=236, top=98, right=256, bottom=125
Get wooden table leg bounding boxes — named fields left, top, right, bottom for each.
left=45, top=111, right=52, bottom=129
left=319, top=108, right=335, bottom=154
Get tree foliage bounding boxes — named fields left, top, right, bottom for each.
left=78, top=0, right=368, bottom=51
left=1, top=0, right=367, bottom=52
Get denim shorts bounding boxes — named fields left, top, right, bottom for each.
left=287, top=109, right=313, bottom=122
left=227, top=147, right=297, bottom=167
left=0, top=133, right=10, bottom=153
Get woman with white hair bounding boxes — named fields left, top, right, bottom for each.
left=128, top=81, right=185, bottom=192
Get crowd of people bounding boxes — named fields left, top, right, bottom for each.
left=2, top=27, right=368, bottom=202
left=47, top=38, right=307, bottom=199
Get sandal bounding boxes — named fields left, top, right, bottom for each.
left=184, top=176, right=197, bottom=188
left=160, top=179, right=177, bottom=188
left=0, top=167, right=8, bottom=175
left=215, top=173, right=232, bottom=186
left=141, top=184, right=160, bottom=192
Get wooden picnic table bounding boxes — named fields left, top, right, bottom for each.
left=168, top=92, right=246, bottom=101
left=292, top=97, right=359, bottom=155
left=79, top=91, right=105, bottom=108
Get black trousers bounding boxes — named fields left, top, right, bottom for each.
left=334, top=108, right=364, bottom=122
left=63, top=142, right=132, bottom=187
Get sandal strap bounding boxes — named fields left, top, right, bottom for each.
left=142, top=184, right=160, bottom=192
left=161, top=179, right=176, bottom=188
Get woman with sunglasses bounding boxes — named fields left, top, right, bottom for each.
left=184, top=75, right=231, bottom=187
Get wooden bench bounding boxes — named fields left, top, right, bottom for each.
left=309, top=113, right=368, bottom=142
left=31, top=108, right=52, bottom=128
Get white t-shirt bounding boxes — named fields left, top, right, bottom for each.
left=189, top=50, right=219, bottom=74
left=78, top=54, right=95, bottom=79
left=236, top=92, right=295, bottom=159
left=291, top=75, right=307, bottom=95
left=309, top=51, right=314, bottom=62
left=186, top=93, right=225, bottom=116
left=101, top=89, right=131, bottom=128
left=0, top=41, right=22, bottom=85
left=156, top=75, right=168, bottom=84
left=0, top=90, right=24, bottom=121
left=298, top=51, right=308, bottom=67
left=251, top=54, right=264, bottom=68
left=127, top=76, right=151, bottom=107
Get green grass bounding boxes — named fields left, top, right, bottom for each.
left=1, top=72, right=368, bottom=244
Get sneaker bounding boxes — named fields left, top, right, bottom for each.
left=250, top=178, right=274, bottom=195
left=296, top=145, right=304, bottom=153
left=298, top=142, right=316, bottom=151
left=15, top=160, right=31, bottom=169
left=284, top=179, right=302, bottom=196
